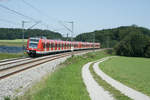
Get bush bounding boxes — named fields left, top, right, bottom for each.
left=4, top=96, right=10, bottom=100
left=144, top=46, right=150, bottom=58
left=106, top=49, right=114, bottom=55
left=115, top=32, right=150, bottom=57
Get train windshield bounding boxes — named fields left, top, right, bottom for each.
left=30, top=39, right=39, bottom=42
left=29, top=43, right=38, bottom=49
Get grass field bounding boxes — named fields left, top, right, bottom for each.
left=0, top=39, right=27, bottom=47
left=100, top=56, right=150, bottom=96
left=15, top=50, right=111, bottom=100
left=0, top=39, right=27, bottom=42
left=0, top=53, right=23, bottom=60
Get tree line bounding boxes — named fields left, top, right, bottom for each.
left=75, top=25, right=150, bottom=57
left=0, top=28, right=62, bottom=40
left=1, top=25, right=150, bottom=57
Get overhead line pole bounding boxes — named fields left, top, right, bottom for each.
left=93, top=32, right=95, bottom=52
left=59, top=21, right=74, bottom=56
left=22, top=21, right=41, bottom=57
left=69, top=21, right=74, bottom=56
left=22, top=21, right=26, bottom=57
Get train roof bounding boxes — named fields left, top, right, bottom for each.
left=28, top=37, right=100, bottom=44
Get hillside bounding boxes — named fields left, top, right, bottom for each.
left=0, top=28, right=62, bottom=40
left=75, top=25, right=150, bottom=48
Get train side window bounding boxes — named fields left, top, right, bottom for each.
left=53, top=43, right=54, bottom=48
left=65, top=43, right=66, bottom=48
left=58, top=43, right=59, bottom=48
left=60, top=43, right=62, bottom=48
left=55, top=43, right=57, bottom=49
left=57, top=42, right=58, bottom=48
left=46, top=43, right=49, bottom=48
left=43, top=42, right=45, bottom=48
left=51, top=43, right=53, bottom=48
left=49, top=42, right=51, bottom=48
left=55, top=43, right=56, bottom=48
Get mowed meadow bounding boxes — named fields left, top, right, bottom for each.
left=0, top=53, right=23, bottom=60
left=0, top=39, right=27, bottom=47
left=100, top=56, right=150, bottom=96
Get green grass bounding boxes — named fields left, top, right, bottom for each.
left=15, top=50, right=111, bottom=100
left=0, top=53, right=23, bottom=60
left=0, top=39, right=27, bottom=47
left=89, top=63, right=132, bottom=100
left=0, top=39, right=27, bottom=42
left=4, top=96, right=11, bottom=100
left=100, top=56, right=150, bottom=96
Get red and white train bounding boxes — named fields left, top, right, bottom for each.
left=26, top=37, right=100, bottom=57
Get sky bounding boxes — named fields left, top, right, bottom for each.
left=0, top=0, right=150, bottom=37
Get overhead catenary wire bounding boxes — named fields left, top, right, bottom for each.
left=59, top=21, right=73, bottom=33
left=22, top=0, right=61, bottom=23
left=0, top=1, right=74, bottom=35
left=22, top=0, right=42, bottom=16
left=21, top=0, right=69, bottom=32
left=0, top=4, right=37, bottom=22
left=22, top=0, right=61, bottom=33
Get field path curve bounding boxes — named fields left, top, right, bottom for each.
left=82, top=61, right=114, bottom=100
left=93, top=57, right=150, bottom=100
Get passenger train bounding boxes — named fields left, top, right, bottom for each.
left=26, top=37, right=100, bottom=57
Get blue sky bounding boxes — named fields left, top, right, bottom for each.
left=0, top=0, right=150, bottom=36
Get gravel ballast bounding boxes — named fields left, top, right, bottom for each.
left=0, top=56, right=70, bottom=100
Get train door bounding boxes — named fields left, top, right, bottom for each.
left=66, top=42, right=69, bottom=50
left=57, top=41, right=59, bottom=50
left=55, top=41, right=57, bottom=51
left=51, top=41, right=53, bottom=51
left=46, top=41, right=49, bottom=51
left=64, top=41, right=66, bottom=50
left=70, top=42, right=72, bottom=50
left=42, top=40, right=46, bottom=53
left=59, top=41, right=61, bottom=50
left=68, top=42, right=70, bottom=50
left=49, top=41, right=52, bottom=51
left=78, top=42, right=80, bottom=49
left=51, top=41, right=55, bottom=51
left=69, top=42, right=71, bottom=49
left=62, top=41, right=63, bottom=50
left=79, top=42, right=81, bottom=49
left=44, top=40, right=46, bottom=52
left=60, top=41, right=62, bottom=50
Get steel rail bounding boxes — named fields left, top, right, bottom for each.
left=0, top=53, right=71, bottom=80
left=0, top=50, right=91, bottom=80
left=0, top=57, right=31, bottom=67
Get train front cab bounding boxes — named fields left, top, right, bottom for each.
left=26, top=37, right=40, bottom=57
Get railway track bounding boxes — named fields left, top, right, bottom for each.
left=0, top=57, right=31, bottom=67
left=0, top=50, right=93, bottom=80
left=0, top=56, right=30, bottom=63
